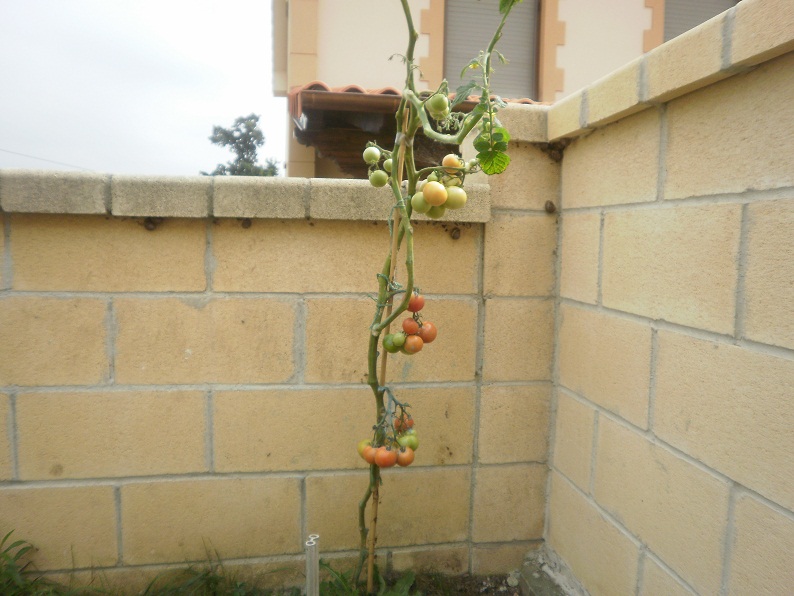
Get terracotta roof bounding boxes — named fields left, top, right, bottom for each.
left=288, top=81, right=543, bottom=119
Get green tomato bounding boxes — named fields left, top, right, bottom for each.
left=427, top=172, right=439, bottom=183
left=369, top=170, right=389, bottom=188
left=383, top=158, right=393, bottom=173
left=382, top=334, right=400, bottom=353
left=411, top=192, right=431, bottom=214
left=427, top=93, right=449, bottom=114
left=363, top=146, right=381, bottom=164
left=392, top=332, right=406, bottom=347
left=426, top=205, right=446, bottom=219
left=444, top=186, right=467, bottom=209
left=397, top=430, right=419, bottom=451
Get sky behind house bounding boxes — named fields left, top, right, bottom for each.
left=0, top=0, right=288, bottom=176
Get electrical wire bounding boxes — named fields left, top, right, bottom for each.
left=0, top=148, right=94, bottom=172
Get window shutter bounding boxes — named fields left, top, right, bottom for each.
left=664, top=0, right=737, bottom=41
left=443, top=0, right=539, bottom=100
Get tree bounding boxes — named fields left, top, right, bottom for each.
left=202, top=113, right=280, bottom=176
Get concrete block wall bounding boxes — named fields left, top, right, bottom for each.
left=548, top=1, right=794, bottom=594
left=0, top=147, right=557, bottom=588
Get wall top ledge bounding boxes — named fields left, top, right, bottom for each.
left=545, top=0, right=794, bottom=141
left=0, top=170, right=492, bottom=223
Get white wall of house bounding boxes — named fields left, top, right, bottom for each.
left=556, top=0, right=651, bottom=101
left=316, top=0, right=432, bottom=90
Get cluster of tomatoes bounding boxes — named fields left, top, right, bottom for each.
left=382, top=292, right=437, bottom=355
left=357, top=413, right=419, bottom=468
left=409, top=154, right=472, bottom=220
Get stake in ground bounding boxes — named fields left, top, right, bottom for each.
left=354, top=0, right=523, bottom=592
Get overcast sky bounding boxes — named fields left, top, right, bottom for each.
left=0, top=0, right=288, bottom=176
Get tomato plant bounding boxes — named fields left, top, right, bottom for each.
left=354, top=1, right=519, bottom=590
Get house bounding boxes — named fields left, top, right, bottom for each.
left=273, top=0, right=737, bottom=177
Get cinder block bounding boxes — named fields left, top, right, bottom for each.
left=114, top=297, right=295, bottom=384
left=743, top=199, right=794, bottom=350
left=0, top=169, right=107, bottom=214
left=305, top=297, right=478, bottom=384
left=12, top=215, right=206, bottom=291
left=212, top=176, right=306, bottom=218
left=213, top=219, right=386, bottom=293
left=483, top=299, right=554, bottom=382
left=472, top=542, right=539, bottom=575
left=488, top=143, right=560, bottom=211
left=593, top=417, right=730, bottom=594
left=472, top=464, right=545, bottom=542
left=391, top=546, right=469, bottom=575
left=645, top=12, right=726, bottom=102
left=552, top=392, right=595, bottom=491
left=548, top=472, right=640, bottom=596
left=558, top=304, right=651, bottom=427
left=111, top=176, right=210, bottom=217
left=587, top=58, right=645, bottom=127
left=602, top=204, right=741, bottom=334
left=0, top=486, right=117, bottom=569
left=214, top=385, right=475, bottom=472
left=0, top=297, right=107, bottom=386
left=655, top=331, right=794, bottom=510
left=731, top=0, right=794, bottom=67
left=308, top=178, right=394, bottom=221
left=640, top=556, right=693, bottom=596
left=559, top=212, right=600, bottom=304
left=0, top=394, right=11, bottom=480
left=728, top=493, right=794, bottom=595
left=16, top=391, right=206, bottom=479
left=562, top=108, right=659, bottom=208
left=547, top=91, right=585, bottom=141
left=484, top=213, right=556, bottom=297
left=305, top=469, right=471, bottom=550
left=478, top=384, right=550, bottom=464
left=122, top=477, right=301, bottom=564
left=0, top=214, right=5, bottom=289
left=664, top=52, right=794, bottom=200
left=412, top=221, right=481, bottom=295
left=497, top=104, right=548, bottom=143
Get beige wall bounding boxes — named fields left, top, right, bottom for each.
left=2, top=1, right=793, bottom=592
left=549, top=0, right=794, bottom=593
left=0, top=162, right=556, bottom=589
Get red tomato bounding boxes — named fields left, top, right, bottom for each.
left=402, top=318, right=420, bottom=335
left=417, top=321, right=437, bottom=343
left=396, top=447, right=415, bottom=467
left=374, top=446, right=398, bottom=468
left=394, top=415, right=414, bottom=432
left=407, top=293, right=425, bottom=312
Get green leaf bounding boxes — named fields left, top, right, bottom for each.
left=499, top=0, right=524, bottom=14
left=451, top=80, right=480, bottom=108
left=493, top=141, right=509, bottom=152
left=473, top=135, right=491, bottom=153
left=477, top=150, right=511, bottom=175
left=492, top=127, right=511, bottom=142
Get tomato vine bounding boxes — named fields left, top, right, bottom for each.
left=355, top=1, right=522, bottom=592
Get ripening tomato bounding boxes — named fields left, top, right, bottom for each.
left=408, top=293, right=425, bottom=312
left=357, top=439, right=372, bottom=457
left=402, top=318, right=420, bottom=335
left=411, top=192, right=431, bottom=214
left=374, top=446, right=398, bottom=468
left=394, top=415, right=414, bottom=432
left=362, top=444, right=377, bottom=464
left=417, top=321, right=437, bottom=343
left=404, top=335, right=424, bottom=354
left=444, top=186, right=467, bottom=210
left=396, top=447, right=415, bottom=467
left=426, top=205, right=446, bottom=219
left=442, top=153, right=464, bottom=174
left=422, top=181, right=447, bottom=206
left=397, top=430, right=419, bottom=451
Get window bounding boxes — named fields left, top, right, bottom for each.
left=444, top=0, right=539, bottom=99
